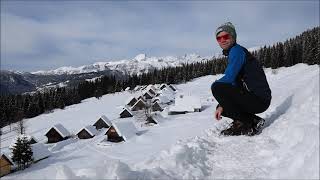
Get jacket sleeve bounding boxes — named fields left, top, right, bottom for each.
left=216, top=47, right=246, bottom=85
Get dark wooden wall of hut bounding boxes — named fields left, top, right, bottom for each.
left=46, top=128, right=64, bottom=143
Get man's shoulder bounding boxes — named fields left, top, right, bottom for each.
left=229, top=44, right=246, bottom=55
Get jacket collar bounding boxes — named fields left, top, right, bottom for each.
left=222, top=42, right=237, bottom=56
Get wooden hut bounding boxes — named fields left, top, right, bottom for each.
left=146, top=116, right=158, bottom=124
left=143, top=91, right=153, bottom=100
left=154, top=95, right=171, bottom=104
left=137, top=95, right=145, bottom=102
left=141, top=85, right=148, bottom=91
left=152, top=98, right=160, bottom=103
left=77, top=125, right=99, bottom=139
left=104, top=126, right=124, bottom=142
left=126, top=97, right=138, bottom=107
left=105, top=121, right=137, bottom=142
left=93, top=115, right=112, bottom=129
left=148, top=89, right=156, bottom=95
left=0, top=153, right=13, bottom=177
left=131, top=99, right=146, bottom=111
left=146, top=87, right=156, bottom=95
left=23, top=135, right=38, bottom=144
left=152, top=102, right=163, bottom=112
left=168, top=84, right=177, bottom=91
left=29, top=137, right=37, bottom=144
left=120, top=107, right=133, bottom=118
left=45, top=124, right=70, bottom=143
left=160, top=84, right=168, bottom=90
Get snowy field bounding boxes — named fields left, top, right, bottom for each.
left=1, top=63, right=319, bottom=179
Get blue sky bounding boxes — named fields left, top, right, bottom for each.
left=1, top=1, right=319, bottom=72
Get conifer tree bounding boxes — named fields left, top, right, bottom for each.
left=10, top=135, right=33, bottom=170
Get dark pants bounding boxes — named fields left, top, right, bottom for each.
left=211, top=82, right=270, bottom=126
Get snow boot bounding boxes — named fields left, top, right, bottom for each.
left=251, top=117, right=265, bottom=135
left=220, top=120, right=254, bottom=136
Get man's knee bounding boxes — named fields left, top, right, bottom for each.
left=211, top=82, right=224, bottom=97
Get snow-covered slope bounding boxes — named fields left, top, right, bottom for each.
left=31, top=54, right=209, bottom=76
left=1, top=64, right=319, bottom=179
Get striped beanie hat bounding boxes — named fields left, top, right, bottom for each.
left=215, top=22, right=237, bottom=40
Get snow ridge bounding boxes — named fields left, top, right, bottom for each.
left=31, top=53, right=208, bottom=76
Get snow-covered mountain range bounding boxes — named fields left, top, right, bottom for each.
left=1, top=53, right=212, bottom=94
left=1, top=48, right=262, bottom=95
left=31, top=53, right=210, bottom=76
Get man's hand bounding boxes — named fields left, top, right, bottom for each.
left=215, top=106, right=223, bottom=120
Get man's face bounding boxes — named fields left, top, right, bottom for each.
left=216, top=31, right=234, bottom=50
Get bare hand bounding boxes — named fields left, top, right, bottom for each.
left=215, top=106, right=223, bottom=120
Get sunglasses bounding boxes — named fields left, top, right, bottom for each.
left=216, top=34, right=231, bottom=42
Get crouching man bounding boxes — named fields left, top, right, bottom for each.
left=211, top=22, right=272, bottom=136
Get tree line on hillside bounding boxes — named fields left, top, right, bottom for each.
left=0, top=26, right=318, bottom=129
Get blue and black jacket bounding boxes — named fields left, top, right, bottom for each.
left=216, top=43, right=272, bottom=103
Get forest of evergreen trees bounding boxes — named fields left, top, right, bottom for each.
left=0, top=27, right=319, bottom=129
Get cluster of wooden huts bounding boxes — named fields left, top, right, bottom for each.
left=119, top=83, right=177, bottom=123
left=41, top=84, right=176, bottom=145
left=1, top=110, right=144, bottom=177
left=43, top=115, right=133, bottom=143
left=43, top=83, right=179, bottom=144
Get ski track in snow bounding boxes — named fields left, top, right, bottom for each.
left=1, top=64, right=319, bottom=179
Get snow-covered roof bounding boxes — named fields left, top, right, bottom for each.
left=141, top=85, right=148, bottom=90
left=147, top=115, right=159, bottom=124
left=132, top=99, right=146, bottom=107
left=146, top=84, right=157, bottom=91
left=159, top=88, right=175, bottom=100
left=125, top=96, right=137, bottom=105
left=168, top=84, right=177, bottom=91
left=25, top=135, right=38, bottom=142
left=111, top=121, right=137, bottom=141
left=160, top=83, right=168, bottom=88
left=1, top=152, right=14, bottom=165
left=169, top=104, right=194, bottom=112
left=147, top=88, right=156, bottom=95
left=99, top=115, right=112, bottom=126
left=154, top=95, right=171, bottom=104
left=46, top=124, right=70, bottom=138
left=77, top=125, right=99, bottom=137
left=177, top=95, right=201, bottom=109
left=143, top=90, right=154, bottom=97
left=10, top=134, right=37, bottom=148
left=31, top=143, right=51, bottom=161
left=120, top=107, right=133, bottom=115
left=169, top=94, right=201, bottom=112
left=152, top=101, right=164, bottom=109
left=153, top=84, right=161, bottom=89
left=161, top=86, right=175, bottom=93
